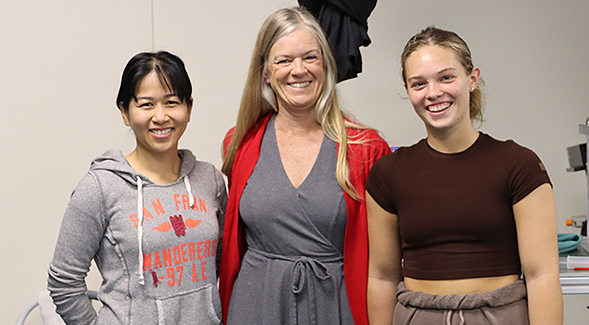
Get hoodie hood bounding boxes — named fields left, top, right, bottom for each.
left=89, top=148, right=197, bottom=186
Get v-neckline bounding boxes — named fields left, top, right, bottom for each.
left=270, top=115, right=326, bottom=190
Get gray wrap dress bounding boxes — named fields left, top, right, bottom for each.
left=226, top=115, right=354, bottom=325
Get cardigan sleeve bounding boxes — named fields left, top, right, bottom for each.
left=219, top=115, right=271, bottom=324
left=342, top=127, right=390, bottom=325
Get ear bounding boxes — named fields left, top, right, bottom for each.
left=264, top=67, right=272, bottom=85
left=469, top=67, right=481, bottom=90
left=119, top=102, right=131, bottom=127
left=187, top=97, right=193, bottom=123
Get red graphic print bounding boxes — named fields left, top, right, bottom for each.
left=169, top=215, right=187, bottom=236
left=152, top=218, right=202, bottom=233
left=152, top=271, right=160, bottom=287
left=184, top=219, right=202, bottom=228
left=152, top=222, right=172, bottom=233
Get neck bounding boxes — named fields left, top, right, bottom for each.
left=426, top=124, right=480, bottom=154
left=126, top=148, right=182, bottom=185
left=274, top=108, right=322, bottom=136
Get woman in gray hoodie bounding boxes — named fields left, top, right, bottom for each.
left=48, top=51, right=226, bottom=325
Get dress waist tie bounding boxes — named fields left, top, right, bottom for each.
left=248, top=247, right=343, bottom=325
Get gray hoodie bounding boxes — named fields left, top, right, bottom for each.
left=48, top=149, right=226, bottom=325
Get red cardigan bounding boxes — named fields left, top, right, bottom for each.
left=219, top=114, right=391, bottom=324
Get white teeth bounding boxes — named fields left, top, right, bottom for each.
left=152, top=128, right=172, bottom=135
left=428, top=102, right=451, bottom=112
left=290, top=81, right=311, bottom=88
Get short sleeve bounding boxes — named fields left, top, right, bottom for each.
left=507, top=141, right=552, bottom=205
left=365, top=152, right=397, bottom=214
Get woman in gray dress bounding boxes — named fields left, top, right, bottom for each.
left=218, top=7, right=390, bottom=325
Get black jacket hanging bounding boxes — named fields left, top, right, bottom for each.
left=298, top=0, right=377, bottom=83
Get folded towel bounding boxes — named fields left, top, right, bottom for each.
left=558, top=233, right=583, bottom=254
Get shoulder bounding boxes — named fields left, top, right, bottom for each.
left=370, top=148, right=403, bottom=174
left=180, top=149, right=217, bottom=174
left=345, top=125, right=390, bottom=150
left=191, top=162, right=227, bottom=197
left=348, top=126, right=384, bottom=140
left=223, top=114, right=272, bottom=156
left=480, top=132, right=523, bottom=149
left=223, top=127, right=236, bottom=157
left=198, top=162, right=226, bottom=185
left=66, top=170, right=105, bottom=217
left=480, top=133, right=543, bottom=162
left=368, top=152, right=392, bottom=178
left=74, top=170, right=102, bottom=196
left=481, top=134, right=551, bottom=203
left=380, top=139, right=423, bottom=159
left=181, top=150, right=225, bottom=180
left=79, top=150, right=120, bottom=192
left=369, top=140, right=424, bottom=171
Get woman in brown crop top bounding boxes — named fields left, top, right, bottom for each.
left=365, top=26, right=562, bottom=324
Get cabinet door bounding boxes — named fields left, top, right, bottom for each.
left=564, top=294, right=589, bottom=324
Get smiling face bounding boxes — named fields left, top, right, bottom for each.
left=265, top=27, right=324, bottom=115
left=120, top=72, right=192, bottom=157
left=404, top=45, right=479, bottom=136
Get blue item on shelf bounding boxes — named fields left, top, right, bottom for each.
left=558, top=233, right=583, bottom=254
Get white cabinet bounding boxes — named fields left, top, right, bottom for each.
left=563, top=295, right=589, bottom=325
left=561, top=238, right=589, bottom=324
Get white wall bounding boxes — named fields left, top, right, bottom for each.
left=1, top=0, right=587, bottom=323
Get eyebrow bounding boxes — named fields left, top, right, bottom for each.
left=407, top=67, right=458, bottom=82
left=135, top=93, right=179, bottom=101
left=271, top=49, right=321, bottom=59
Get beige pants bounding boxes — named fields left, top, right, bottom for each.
left=393, top=280, right=529, bottom=325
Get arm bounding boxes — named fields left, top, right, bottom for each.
left=215, top=169, right=228, bottom=272
left=513, top=183, right=563, bottom=325
left=47, top=174, right=104, bottom=325
left=366, top=191, right=402, bottom=325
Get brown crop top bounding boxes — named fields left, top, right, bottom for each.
left=366, top=133, right=551, bottom=280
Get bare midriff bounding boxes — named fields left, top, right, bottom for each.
left=404, top=274, right=520, bottom=295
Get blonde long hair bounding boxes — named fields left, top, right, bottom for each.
left=221, top=6, right=366, bottom=199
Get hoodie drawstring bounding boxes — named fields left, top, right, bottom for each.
left=136, top=175, right=195, bottom=286
left=183, top=176, right=195, bottom=208
left=136, top=176, right=145, bottom=285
